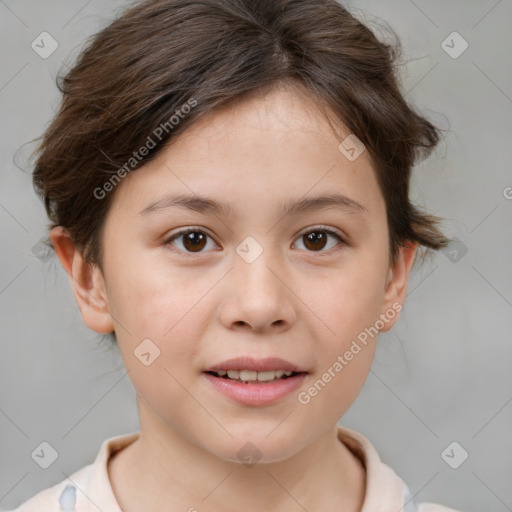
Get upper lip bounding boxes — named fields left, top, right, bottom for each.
left=204, top=356, right=308, bottom=373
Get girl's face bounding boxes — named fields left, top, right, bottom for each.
left=59, top=86, right=416, bottom=463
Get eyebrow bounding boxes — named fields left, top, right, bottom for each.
left=138, top=192, right=368, bottom=218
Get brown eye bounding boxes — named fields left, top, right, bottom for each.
left=182, top=231, right=207, bottom=252
left=294, top=228, right=345, bottom=253
left=165, top=226, right=346, bottom=257
left=166, top=228, right=217, bottom=254
left=304, top=231, right=328, bottom=251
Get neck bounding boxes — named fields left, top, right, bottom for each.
left=108, top=405, right=366, bottom=512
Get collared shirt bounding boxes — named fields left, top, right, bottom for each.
left=7, top=426, right=463, bottom=512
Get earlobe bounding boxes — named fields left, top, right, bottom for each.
left=50, top=226, right=115, bottom=334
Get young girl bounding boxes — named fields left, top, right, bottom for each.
left=9, top=0, right=464, bottom=510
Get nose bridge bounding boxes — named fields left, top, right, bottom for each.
left=222, top=234, right=295, bottom=331
left=234, top=234, right=284, bottom=298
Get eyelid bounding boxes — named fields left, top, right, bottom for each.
left=164, top=225, right=219, bottom=246
left=166, top=225, right=214, bottom=237
left=295, top=224, right=346, bottom=242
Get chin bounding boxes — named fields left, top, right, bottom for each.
left=203, top=429, right=302, bottom=466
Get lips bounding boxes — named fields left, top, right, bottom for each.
left=202, top=369, right=308, bottom=405
left=202, top=356, right=309, bottom=404
left=203, top=356, right=308, bottom=373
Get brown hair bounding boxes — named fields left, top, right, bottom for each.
left=33, top=0, right=450, bottom=279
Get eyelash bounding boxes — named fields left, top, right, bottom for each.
left=163, top=225, right=347, bottom=257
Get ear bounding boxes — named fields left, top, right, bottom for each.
left=50, top=226, right=115, bottom=334
left=379, top=240, right=418, bottom=333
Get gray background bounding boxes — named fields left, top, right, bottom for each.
left=1, top=0, right=511, bottom=511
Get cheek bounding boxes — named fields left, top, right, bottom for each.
left=104, top=253, right=211, bottom=389
left=106, top=247, right=204, bottom=333
left=108, top=263, right=206, bottom=413
left=309, top=256, right=387, bottom=343
left=300, top=281, right=380, bottom=423
left=302, top=251, right=387, bottom=396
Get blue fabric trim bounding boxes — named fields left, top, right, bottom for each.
left=403, top=485, right=419, bottom=512
left=59, top=484, right=76, bottom=511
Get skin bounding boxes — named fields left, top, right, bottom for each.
left=51, top=83, right=417, bottom=512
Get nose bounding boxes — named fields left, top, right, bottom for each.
left=219, top=247, right=297, bottom=333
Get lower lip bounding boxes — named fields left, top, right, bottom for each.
left=202, top=372, right=308, bottom=406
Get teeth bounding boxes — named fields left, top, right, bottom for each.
left=214, top=369, right=294, bottom=381
left=239, top=370, right=257, bottom=381
left=257, top=370, right=279, bottom=381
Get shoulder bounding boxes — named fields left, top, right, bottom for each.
left=6, top=431, right=139, bottom=512
left=6, top=464, right=91, bottom=512
left=337, top=426, right=466, bottom=512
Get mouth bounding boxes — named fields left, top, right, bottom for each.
left=202, top=356, right=309, bottom=404
left=204, top=369, right=306, bottom=383
left=202, top=369, right=308, bottom=406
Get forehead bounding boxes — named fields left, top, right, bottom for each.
left=109, top=86, right=384, bottom=222
left=178, top=83, right=351, bottom=150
